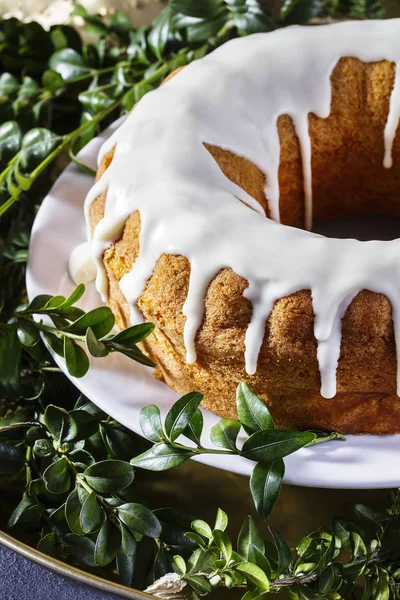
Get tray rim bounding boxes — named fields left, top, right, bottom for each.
left=0, top=529, right=155, bottom=599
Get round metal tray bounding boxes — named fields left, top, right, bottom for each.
left=0, top=460, right=393, bottom=597
left=0, top=2, right=396, bottom=596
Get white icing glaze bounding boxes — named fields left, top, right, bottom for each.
left=69, top=242, right=97, bottom=284
left=82, top=19, right=400, bottom=399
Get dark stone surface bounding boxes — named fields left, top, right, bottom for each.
left=0, top=544, right=121, bottom=600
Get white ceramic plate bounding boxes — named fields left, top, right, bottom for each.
left=26, top=122, right=400, bottom=489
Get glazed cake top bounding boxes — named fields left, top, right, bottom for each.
left=80, top=19, right=400, bottom=399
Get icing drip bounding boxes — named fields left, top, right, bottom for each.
left=384, top=62, right=400, bottom=168
left=293, top=114, right=313, bottom=231
left=69, top=242, right=97, bottom=284
left=83, top=20, right=400, bottom=398
left=315, top=293, right=357, bottom=398
left=244, top=281, right=280, bottom=374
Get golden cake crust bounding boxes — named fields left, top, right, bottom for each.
left=90, top=57, right=400, bottom=434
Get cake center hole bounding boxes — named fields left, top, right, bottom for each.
left=312, top=213, right=400, bottom=241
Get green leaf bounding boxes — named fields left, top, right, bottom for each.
left=211, top=418, right=240, bottom=451
left=231, top=3, right=275, bottom=35
left=297, top=536, right=317, bottom=560
left=26, top=294, right=53, bottom=311
left=122, top=83, right=154, bottom=111
left=109, top=322, right=155, bottom=345
left=186, top=575, right=212, bottom=594
left=171, top=0, right=223, bottom=18
left=183, top=408, right=203, bottom=445
left=17, top=320, right=40, bottom=347
left=318, top=565, right=336, bottom=595
left=67, top=307, right=115, bottom=338
left=373, top=568, right=390, bottom=600
left=280, top=0, right=322, bottom=24
left=235, top=562, right=270, bottom=590
left=269, top=526, right=291, bottom=575
left=84, top=17, right=109, bottom=37
left=71, top=4, right=88, bottom=17
left=20, top=128, right=60, bottom=171
left=69, top=142, right=97, bottom=176
left=0, top=121, right=21, bottom=166
left=213, top=529, right=232, bottom=564
left=164, top=391, right=203, bottom=442
left=361, top=575, right=372, bottom=600
left=241, top=430, right=316, bottom=462
left=43, top=457, right=71, bottom=494
left=185, top=532, right=207, bottom=549
left=140, top=404, right=164, bottom=442
left=8, top=492, right=34, bottom=527
left=59, top=284, right=85, bottom=309
left=40, top=333, right=61, bottom=360
left=68, top=411, right=97, bottom=439
left=69, top=449, right=95, bottom=467
left=185, top=15, right=227, bottom=43
left=44, top=404, right=78, bottom=442
left=332, top=518, right=352, bottom=552
left=94, top=520, right=121, bottom=567
left=354, top=504, right=387, bottom=528
left=173, top=554, right=187, bottom=574
left=192, top=519, right=212, bottom=540
left=0, top=409, right=34, bottom=430
left=0, top=326, right=21, bottom=382
left=33, top=438, right=54, bottom=459
left=117, top=548, right=136, bottom=587
left=130, top=443, right=195, bottom=470
left=236, top=383, right=274, bottom=434
left=117, top=503, right=162, bottom=538
left=154, top=507, right=198, bottom=547
left=250, top=459, right=284, bottom=520
left=250, top=546, right=272, bottom=579
left=49, top=48, right=89, bottom=80
left=78, top=89, right=116, bottom=113
left=242, top=590, right=270, bottom=600
left=84, top=460, right=134, bottom=494
left=237, top=516, right=265, bottom=562
left=37, top=533, right=58, bottom=559
left=109, top=11, right=131, bottom=32
left=215, top=508, right=228, bottom=532
left=0, top=73, right=19, bottom=96
left=42, top=69, right=64, bottom=92
left=187, top=548, right=218, bottom=574
left=0, top=441, right=24, bottom=475
left=100, top=422, right=145, bottom=462
left=148, top=7, right=172, bottom=60
left=112, top=343, right=155, bottom=367
left=65, top=488, right=85, bottom=535
left=17, top=77, right=40, bottom=101
left=65, top=534, right=96, bottom=567
left=120, top=523, right=137, bottom=556
left=64, top=337, right=90, bottom=378
left=80, top=491, right=105, bottom=533
left=86, top=327, right=109, bottom=357
left=350, top=531, right=367, bottom=558
left=50, top=24, right=83, bottom=53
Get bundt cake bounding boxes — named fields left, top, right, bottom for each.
left=82, top=20, right=400, bottom=434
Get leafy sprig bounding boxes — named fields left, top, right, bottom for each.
left=132, top=383, right=342, bottom=519
left=0, top=284, right=155, bottom=393
left=1, top=383, right=399, bottom=598
left=147, top=502, right=400, bottom=599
